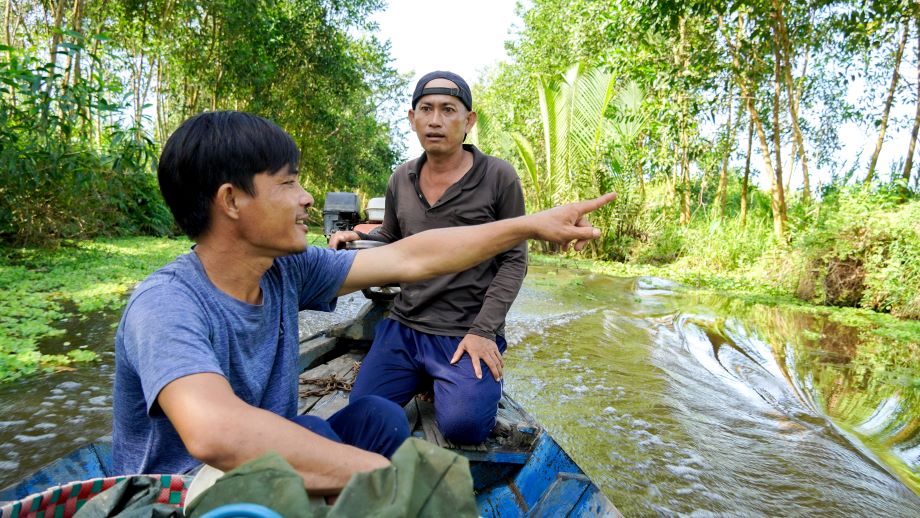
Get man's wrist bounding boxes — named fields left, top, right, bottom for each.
left=467, top=328, right=496, bottom=342
left=355, top=230, right=390, bottom=243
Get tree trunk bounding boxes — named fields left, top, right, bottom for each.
left=153, top=0, right=176, bottom=142
left=727, top=21, right=781, bottom=234
left=867, top=20, right=909, bottom=184
left=212, top=13, right=222, bottom=111
left=61, top=0, right=82, bottom=94
left=784, top=138, right=796, bottom=195
left=772, top=0, right=812, bottom=203
left=722, top=12, right=777, bottom=230
left=717, top=79, right=735, bottom=218
left=4, top=0, right=12, bottom=46
left=771, top=42, right=787, bottom=240
left=71, top=0, right=83, bottom=87
left=636, top=132, right=646, bottom=195
left=157, top=59, right=167, bottom=144
left=698, top=165, right=708, bottom=208
left=771, top=45, right=787, bottom=239
left=4, top=0, right=16, bottom=108
left=903, top=20, right=920, bottom=192
left=49, top=0, right=66, bottom=68
left=741, top=116, right=753, bottom=226
left=131, top=1, right=150, bottom=130
left=681, top=135, right=691, bottom=225
left=46, top=0, right=67, bottom=120
left=668, top=146, right=678, bottom=204
left=677, top=16, right=691, bottom=225
left=667, top=160, right=680, bottom=205
left=88, top=35, right=100, bottom=145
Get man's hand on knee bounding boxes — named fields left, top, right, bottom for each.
left=450, top=334, right=504, bottom=381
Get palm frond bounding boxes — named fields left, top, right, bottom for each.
left=512, top=132, right=543, bottom=209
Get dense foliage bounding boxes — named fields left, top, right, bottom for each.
left=0, top=0, right=404, bottom=246
left=472, top=0, right=920, bottom=320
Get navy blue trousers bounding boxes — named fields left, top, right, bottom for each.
left=350, top=319, right=506, bottom=444
left=291, top=395, right=409, bottom=458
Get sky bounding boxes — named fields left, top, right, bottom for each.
left=369, top=0, right=522, bottom=158
left=370, top=2, right=915, bottom=192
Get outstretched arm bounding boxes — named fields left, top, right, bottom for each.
left=338, top=192, right=616, bottom=296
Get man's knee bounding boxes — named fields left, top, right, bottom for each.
left=290, top=415, right=339, bottom=442
left=349, top=395, right=410, bottom=434
left=437, top=407, right=495, bottom=445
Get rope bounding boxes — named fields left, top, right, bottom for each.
left=299, top=361, right=360, bottom=397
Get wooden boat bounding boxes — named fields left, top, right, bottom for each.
left=0, top=295, right=621, bottom=517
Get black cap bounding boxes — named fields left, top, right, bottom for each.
left=411, top=71, right=473, bottom=111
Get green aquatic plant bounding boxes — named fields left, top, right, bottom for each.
left=0, top=234, right=331, bottom=382
left=0, top=237, right=189, bottom=381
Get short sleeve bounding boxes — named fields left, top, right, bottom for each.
left=121, top=285, right=224, bottom=415
left=283, top=247, right=357, bottom=310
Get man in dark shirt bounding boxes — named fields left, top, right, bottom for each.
left=330, top=71, right=527, bottom=444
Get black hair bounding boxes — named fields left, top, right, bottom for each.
left=157, top=111, right=300, bottom=239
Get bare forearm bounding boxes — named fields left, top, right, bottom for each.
left=202, top=406, right=386, bottom=494
left=392, top=216, right=533, bottom=284
left=160, top=375, right=387, bottom=494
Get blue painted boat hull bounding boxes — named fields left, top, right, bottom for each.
left=0, top=441, right=113, bottom=502
left=473, top=432, right=618, bottom=516
left=2, top=433, right=618, bottom=517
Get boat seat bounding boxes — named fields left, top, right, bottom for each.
left=298, top=350, right=541, bottom=465
left=297, top=350, right=364, bottom=418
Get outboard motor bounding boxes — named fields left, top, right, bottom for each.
left=321, top=192, right=397, bottom=301
left=322, top=192, right=361, bottom=238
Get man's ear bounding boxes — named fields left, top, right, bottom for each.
left=465, top=110, right=478, bottom=133
left=215, top=183, right=242, bottom=220
left=408, top=109, right=416, bottom=132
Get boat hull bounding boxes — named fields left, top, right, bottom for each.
left=2, top=433, right=618, bottom=517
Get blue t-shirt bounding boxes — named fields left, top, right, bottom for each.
left=112, top=246, right=355, bottom=475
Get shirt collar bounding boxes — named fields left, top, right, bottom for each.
left=408, top=144, right=485, bottom=191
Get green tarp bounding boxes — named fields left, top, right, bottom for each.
left=185, top=438, right=479, bottom=518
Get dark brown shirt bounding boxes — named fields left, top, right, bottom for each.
left=372, top=144, right=527, bottom=340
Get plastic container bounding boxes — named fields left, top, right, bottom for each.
left=365, top=197, right=386, bottom=222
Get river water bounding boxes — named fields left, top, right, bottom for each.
left=503, top=266, right=920, bottom=516
left=1, top=266, right=919, bottom=516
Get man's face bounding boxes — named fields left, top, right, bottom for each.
left=409, top=78, right=476, bottom=156
left=235, top=166, right=314, bottom=257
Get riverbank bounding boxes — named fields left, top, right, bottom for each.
left=0, top=234, right=329, bottom=381
left=0, top=237, right=188, bottom=381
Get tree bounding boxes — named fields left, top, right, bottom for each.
left=0, top=0, right=404, bottom=244
left=866, top=20, right=909, bottom=184
left=903, top=19, right=920, bottom=189
left=512, top=63, right=619, bottom=211
left=510, top=63, right=648, bottom=256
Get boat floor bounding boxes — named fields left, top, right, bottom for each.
left=295, top=344, right=622, bottom=516
left=297, top=348, right=542, bottom=465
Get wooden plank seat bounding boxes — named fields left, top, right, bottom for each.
left=297, top=350, right=542, bottom=465
left=297, top=350, right=363, bottom=418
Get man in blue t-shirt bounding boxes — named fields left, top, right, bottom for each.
left=113, top=110, right=615, bottom=498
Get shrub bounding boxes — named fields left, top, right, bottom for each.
left=793, top=186, right=920, bottom=317
left=0, top=45, right=174, bottom=246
